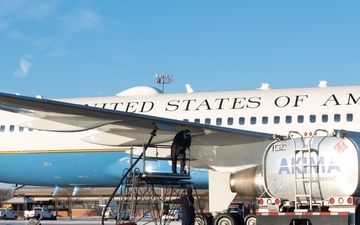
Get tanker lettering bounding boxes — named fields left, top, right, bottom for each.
left=293, top=176, right=337, bottom=183
left=311, top=176, right=337, bottom=182
left=278, top=156, right=341, bottom=174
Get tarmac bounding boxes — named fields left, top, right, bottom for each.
left=0, top=217, right=182, bottom=225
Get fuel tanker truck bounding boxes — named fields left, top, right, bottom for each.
left=225, top=130, right=360, bottom=225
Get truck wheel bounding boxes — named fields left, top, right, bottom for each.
left=244, top=215, right=256, bottom=225
left=195, top=213, right=212, bottom=225
left=3, top=215, right=7, bottom=220
left=232, top=214, right=245, bottom=225
left=214, top=213, right=238, bottom=225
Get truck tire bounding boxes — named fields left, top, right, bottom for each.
left=204, top=213, right=214, bottom=225
left=232, top=214, right=245, bottom=225
left=214, top=213, right=238, bottom=225
left=244, top=214, right=256, bottom=225
left=195, top=213, right=212, bottom=225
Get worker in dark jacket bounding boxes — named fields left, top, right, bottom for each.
left=167, top=189, right=195, bottom=225
left=171, top=129, right=191, bottom=174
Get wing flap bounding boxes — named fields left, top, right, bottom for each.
left=19, top=116, right=116, bottom=131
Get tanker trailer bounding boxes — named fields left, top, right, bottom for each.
left=230, top=130, right=360, bottom=225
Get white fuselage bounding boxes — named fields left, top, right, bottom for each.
left=0, top=85, right=359, bottom=186
left=64, top=85, right=359, bottom=136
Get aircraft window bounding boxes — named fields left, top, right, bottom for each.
left=216, top=118, right=222, bottom=125
left=239, top=117, right=245, bottom=125
left=334, top=114, right=341, bottom=122
left=286, top=116, right=292, bottom=124
left=228, top=117, right=233, bottom=125
left=183, top=119, right=189, bottom=122
left=194, top=118, right=200, bottom=123
left=9, top=125, right=14, bottom=132
left=262, top=116, right=268, bottom=124
left=0, top=125, right=4, bottom=132
left=250, top=117, right=256, bottom=125
left=205, top=118, right=211, bottom=125
left=297, top=115, right=304, bottom=123
left=274, top=116, right=280, bottom=124
left=29, top=128, right=33, bottom=132
left=322, top=114, right=328, bottom=122
left=310, top=115, right=316, bottom=123
left=347, top=114, right=353, bottom=122
left=19, top=127, right=24, bottom=132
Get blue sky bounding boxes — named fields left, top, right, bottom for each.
left=0, top=0, right=359, bottom=189
left=1, top=0, right=360, bottom=99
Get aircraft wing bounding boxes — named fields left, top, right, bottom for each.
left=0, top=92, right=276, bottom=146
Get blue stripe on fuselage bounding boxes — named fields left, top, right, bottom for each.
left=0, top=151, right=208, bottom=188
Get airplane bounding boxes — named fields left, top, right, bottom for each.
left=0, top=81, right=359, bottom=213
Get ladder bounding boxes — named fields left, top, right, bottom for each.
left=117, top=175, right=199, bottom=225
left=115, top=143, right=196, bottom=225
left=289, top=130, right=327, bottom=211
left=101, top=127, right=205, bottom=225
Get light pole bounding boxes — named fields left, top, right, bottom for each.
left=154, top=74, right=173, bottom=92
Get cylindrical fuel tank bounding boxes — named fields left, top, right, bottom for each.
left=263, top=136, right=360, bottom=200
